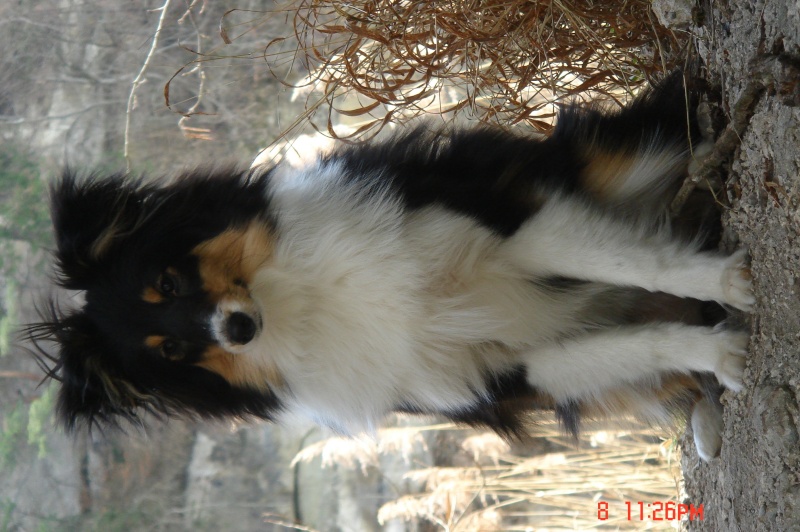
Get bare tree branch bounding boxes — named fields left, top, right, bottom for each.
left=0, top=371, right=41, bottom=381
left=177, top=0, right=210, bottom=139
left=124, top=0, right=173, bottom=172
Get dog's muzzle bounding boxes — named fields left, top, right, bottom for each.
left=211, top=299, right=262, bottom=349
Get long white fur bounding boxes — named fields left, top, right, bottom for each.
left=503, top=197, right=754, bottom=310
left=215, top=159, right=751, bottom=434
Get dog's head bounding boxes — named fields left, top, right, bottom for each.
left=29, top=169, right=282, bottom=430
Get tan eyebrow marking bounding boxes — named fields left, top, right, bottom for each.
left=145, top=335, right=166, bottom=349
left=142, top=287, right=164, bottom=304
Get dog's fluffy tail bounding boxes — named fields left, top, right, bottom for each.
left=557, top=71, right=704, bottom=216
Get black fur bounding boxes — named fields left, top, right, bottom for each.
left=328, top=71, right=699, bottom=237
left=32, top=169, right=281, bottom=430
left=27, top=72, right=716, bottom=440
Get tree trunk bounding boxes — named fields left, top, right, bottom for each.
left=682, top=1, right=800, bottom=530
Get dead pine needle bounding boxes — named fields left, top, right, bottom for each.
left=271, top=0, right=685, bottom=139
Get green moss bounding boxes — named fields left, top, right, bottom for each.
left=27, top=384, right=56, bottom=459
left=0, top=402, right=25, bottom=469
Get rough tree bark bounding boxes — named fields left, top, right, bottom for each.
left=681, top=1, right=800, bottom=530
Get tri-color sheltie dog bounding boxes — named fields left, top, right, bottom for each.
left=30, top=73, right=753, bottom=461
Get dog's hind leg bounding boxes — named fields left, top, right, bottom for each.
left=501, top=198, right=755, bottom=311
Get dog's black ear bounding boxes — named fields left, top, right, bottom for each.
left=47, top=311, right=146, bottom=431
left=50, top=171, right=149, bottom=289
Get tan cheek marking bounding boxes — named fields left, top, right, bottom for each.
left=192, top=222, right=275, bottom=298
left=197, top=346, right=284, bottom=391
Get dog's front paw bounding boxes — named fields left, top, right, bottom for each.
left=713, top=329, right=749, bottom=392
left=721, top=249, right=755, bottom=312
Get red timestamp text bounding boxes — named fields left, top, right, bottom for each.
left=596, top=501, right=704, bottom=521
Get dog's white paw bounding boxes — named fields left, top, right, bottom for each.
left=691, top=397, right=723, bottom=461
left=713, top=329, right=749, bottom=392
left=721, top=249, right=755, bottom=312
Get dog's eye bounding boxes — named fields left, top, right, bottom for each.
left=160, top=339, right=183, bottom=360
left=158, top=272, right=179, bottom=296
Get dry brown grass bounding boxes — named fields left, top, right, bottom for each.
left=292, top=416, right=685, bottom=530
left=384, top=425, right=683, bottom=530
left=209, top=0, right=687, bottom=142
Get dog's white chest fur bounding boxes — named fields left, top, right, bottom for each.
left=239, top=158, right=752, bottom=436
left=242, top=163, right=570, bottom=432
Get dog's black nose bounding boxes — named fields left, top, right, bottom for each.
left=226, top=312, right=257, bottom=345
